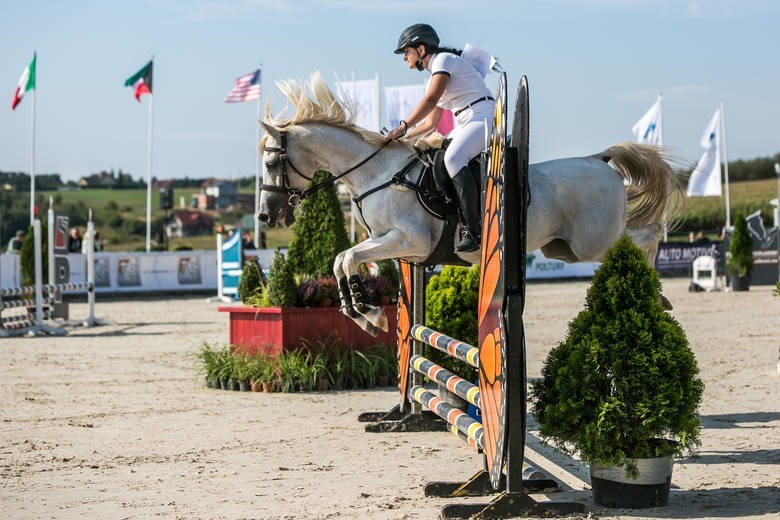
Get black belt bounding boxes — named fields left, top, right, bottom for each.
left=453, top=96, right=495, bottom=116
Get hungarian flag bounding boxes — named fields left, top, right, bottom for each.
left=11, top=52, right=36, bottom=110
left=124, top=60, right=153, bottom=102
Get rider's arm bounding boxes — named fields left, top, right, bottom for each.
left=386, top=73, right=449, bottom=141
left=405, top=106, right=442, bottom=140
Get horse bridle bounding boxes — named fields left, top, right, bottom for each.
left=261, top=130, right=390, bottom=208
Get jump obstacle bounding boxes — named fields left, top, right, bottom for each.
left=361, top=76, right=585, bottom=518
left=0, top=209, right=109, bottom=337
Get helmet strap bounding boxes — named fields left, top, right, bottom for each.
left=414, top=46, right=426, bottom=71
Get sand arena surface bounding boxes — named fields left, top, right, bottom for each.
left=1, top=278, right=778, bottom=519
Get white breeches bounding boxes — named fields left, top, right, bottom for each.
left=443, top=101, right=496, bottom=178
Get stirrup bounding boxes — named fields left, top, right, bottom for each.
left=454, top=227, right=480, bottom=252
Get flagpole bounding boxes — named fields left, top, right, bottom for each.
left=657, top=92, right=663, bottom=146
left=30, top=84, right=37, bottom=225
left=720, top=101, right=731, bottom=229
left=657, top=92, right=668, bottom=242
left=254, top=63, right=263, bottom=248
left=145, top=58, right=154, bottom=253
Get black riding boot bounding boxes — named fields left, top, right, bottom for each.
left=451, top=167, right=482, bottom=252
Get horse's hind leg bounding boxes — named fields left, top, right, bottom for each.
left=625, top=223, right=673, bottom=310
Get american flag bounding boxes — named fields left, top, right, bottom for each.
left=225, top=69, right=261, bottom=103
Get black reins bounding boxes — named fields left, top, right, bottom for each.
left=262, top=131, right=391, bottom=208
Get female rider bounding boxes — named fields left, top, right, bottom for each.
left=385, top=23, right=495, bottom=252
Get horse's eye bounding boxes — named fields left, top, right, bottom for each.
left=264, top=157, right=279, bottom=169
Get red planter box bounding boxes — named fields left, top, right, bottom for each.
left=217, top=305, right=398, bottom=355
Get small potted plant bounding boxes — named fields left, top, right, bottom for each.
left=296, top=276, right=322, bottom=307
left=726, top=214, right=754, bottom=291
left=195, top=342, right=220, bottom=388
left=530, top=235, right=704, bottom=508
left=316, top=276, right=339, bottom=307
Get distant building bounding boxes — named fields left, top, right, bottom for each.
left=200, top=179, right=237, bottom=209
left=235, top=193, right=254, bottom=209
left=165, top=209, right=215, bottom=238
left=77, top=171, right=117, bottom=189
left=190, top=194, right=216, bottom=210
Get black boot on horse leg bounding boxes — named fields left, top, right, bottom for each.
left=451, top=166, right=482, bottom=252
left=349, top=275, right=372, bottom=313
left=338, top=276, right=379, bottom=336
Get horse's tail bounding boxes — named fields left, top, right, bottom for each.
left=599, top=142, right=684, bottom=230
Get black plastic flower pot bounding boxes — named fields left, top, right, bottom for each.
left=590, top=456, right=673, bottom=508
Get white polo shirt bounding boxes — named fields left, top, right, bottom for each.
left=426, top=52, right=493, bottom=113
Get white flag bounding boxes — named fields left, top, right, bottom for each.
left=687, top=108, right=722, bottom=197
left=631, top=95, right=663, bottom=145
left=336, top=77, right=380, bottom=132
left=383, top=84, right=425, bottom=129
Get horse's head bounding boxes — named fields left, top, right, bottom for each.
left=257, top=122, right=312, bottom=228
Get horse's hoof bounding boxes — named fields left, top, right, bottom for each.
left=363, top=323, right=379, bottom=337
left=660, top=294, right=673, bottom=311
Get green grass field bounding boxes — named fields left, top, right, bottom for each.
left=40, top=177, right=776, bottom=251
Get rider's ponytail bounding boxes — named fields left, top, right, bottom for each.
left=431, top=46, right=462, bottom=56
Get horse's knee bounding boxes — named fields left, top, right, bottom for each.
left=333, top=251, right=346, bottom=278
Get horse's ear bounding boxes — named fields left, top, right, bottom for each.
left=260, top=121, right=281, bottom=141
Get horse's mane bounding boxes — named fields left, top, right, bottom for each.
left=264, top=71, right=387, bottom=147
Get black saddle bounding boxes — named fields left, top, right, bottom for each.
left=415, top=139, right=482, bottom=220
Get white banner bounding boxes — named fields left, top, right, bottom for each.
left=525, top=250, right=600, bottom=279
left=687, top=108, right=722, bottom=197
left=631, top=95, right=663, bottom=146
left=384, top=84, right=425, bottom=130
left=336, top=77, right=380, bottom=132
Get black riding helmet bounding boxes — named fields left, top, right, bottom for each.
left=394, top=23, right=439, bottom=54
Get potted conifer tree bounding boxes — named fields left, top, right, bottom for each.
left=530, top=235, right=704, bottom=509
left=726, top=214, right=754, bottom=291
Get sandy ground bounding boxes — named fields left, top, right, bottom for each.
left=0, top=277, right=778, bottom=519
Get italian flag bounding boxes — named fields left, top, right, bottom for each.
left=11, top=52, right=36, bottom=110
left=124, top=60, right=153, bottom=102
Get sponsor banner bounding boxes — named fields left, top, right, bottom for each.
left=525, top=250, right=600, bottom=279
left=654, top=242, right=722, bottom=271
left=66, top=251, right=219, bottom=293
left=61, top=249, right=280, bottom=294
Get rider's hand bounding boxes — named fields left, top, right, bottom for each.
left=384, top=120, right=408, bottom=142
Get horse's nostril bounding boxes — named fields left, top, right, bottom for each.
left=258, top=213, right=269, bottom=222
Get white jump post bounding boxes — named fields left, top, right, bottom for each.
left=27, top=219, right=65, bottom=336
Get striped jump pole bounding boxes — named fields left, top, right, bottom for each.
left=410, top=325, right=480, bottom=368
left=409, top=385, right=484, bottom=450
left=409, top=354, right=480, bottom=409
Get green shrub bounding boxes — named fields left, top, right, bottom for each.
left=286, top=170, right=350, bottom=277
left=265, top=250, right=297, bottom=307
left=424, top=265, right=480, bottom=380
left=20, top=222, right=47, bottom=287
left=530, top=235, right=704, bottom=477
left=238, top=257, right=266, bottom=304
left=726, top=214, right=754, bottom=277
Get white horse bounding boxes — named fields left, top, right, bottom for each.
left=258, top=73, right=682, bottom=336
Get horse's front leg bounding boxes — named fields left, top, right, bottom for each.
left=334, top=229, right=420, bottom=335
left=333, top=249, right=379, bottom=337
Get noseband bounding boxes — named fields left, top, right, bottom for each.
left=262, top=130, right=390, bottom=208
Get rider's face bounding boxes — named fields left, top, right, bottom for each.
left=402, top=46, right=422, bottom=69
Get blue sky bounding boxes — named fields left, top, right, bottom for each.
left=2, top=0, right=779, bottom=182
